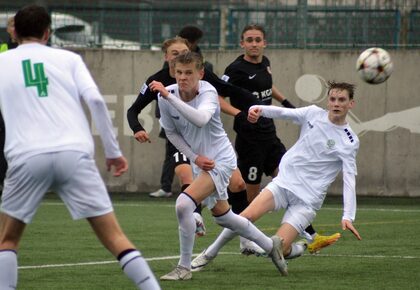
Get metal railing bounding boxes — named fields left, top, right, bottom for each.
left=1, top=0, right=419, bottom=50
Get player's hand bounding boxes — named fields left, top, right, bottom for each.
left=149, top=80, right=169, bottom=98
left=342, top=219, right=362, bottom=240
left=106, top=156, right=129, bottom=177
left=248, top=106, right=262, bottom=123
left=195, top=155, right=215, bottom=171
left=134, top=130, right=151, bottom=143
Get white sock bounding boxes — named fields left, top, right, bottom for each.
left=206, top=227, right=237, bottom=257
left=176, top=193, right=197, bottom=269
left=239, top=236, right=250, bottom=246
left=285, top=242, right=306, bottom=260
left=214, top=210, right=273, bottom=253
left=119, top=250, right=160, bottom=290
left=0, top=250, right=18, bottom=290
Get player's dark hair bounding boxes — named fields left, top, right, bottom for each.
left=14, top=4, right=51, bottom=40
left=178, top=26, right=203, bottom=43
left=173, top=51, right=204, bottom=70
left=161, top=36, right=190, bottom=53
left=241, top=24, right=266, bottom=39
left=327, top=81, right=356, bottom=100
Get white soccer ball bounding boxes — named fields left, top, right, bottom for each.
left=356, top=47, right=393, bottom=84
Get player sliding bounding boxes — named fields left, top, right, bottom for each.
left=152, top=51, right=289, bottom=280
left=192, top=81, right=362, bottom=274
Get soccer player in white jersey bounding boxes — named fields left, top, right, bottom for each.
left=192, top=81, right=362, bottom=274
left=0, top=5, right=160, bottom=290
left=150, top=51, right=288, bottom=280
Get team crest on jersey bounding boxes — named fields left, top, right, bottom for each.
left=326, top=139, right=335, bottom=149
left=267, top=66, right=272, bottom=75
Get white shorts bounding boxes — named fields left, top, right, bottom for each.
left=191, top=156, right=236, bottom=210
left=265, top=182, right=316, bottom=235
left=1, top=151, right=113, bottom=224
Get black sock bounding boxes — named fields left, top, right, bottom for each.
left=227, top=189, right=249, bottom=214
left=305, top=224, right=316, bottom=235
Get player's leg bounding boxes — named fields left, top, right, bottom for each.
left=161, top=171, right=216, bottom=281
left=172, top=149, right=206, bottom=237
left=266, top=138, right=340, bottom=253
left=211, top=197, right=273, bottom=252
left=88, top=213, right=160, bottom=290
left=227, top=168, right=248, bottom=213
left=0, top=214, right=25, bottom=290
left=57, top=151, right=160, bottom=289
left=234, top=137, right=267, bottom=255
left=274, top=198, right=316, bottom=261
left=0, top=153, right=54, bottom=289
left=150, top=138, right=175, bottom=197
left=192, top=187, right=277, bottom=271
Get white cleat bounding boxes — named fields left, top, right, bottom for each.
left=149, top=189, right=172, bottom=198
left=160, top=265, right=192, bottom=280
left=191, top=250, right=214, bottom=272
left=240, top=239, right=267, bottom=257
left=269, top=235, right=288, bottom=276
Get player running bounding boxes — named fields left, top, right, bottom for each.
left=154, top=52, right=289, bottom=280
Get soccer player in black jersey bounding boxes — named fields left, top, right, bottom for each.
left=218, top=24, right=341, bottom=254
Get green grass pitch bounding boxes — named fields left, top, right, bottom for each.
left=16, top=194, right=420, bottom=289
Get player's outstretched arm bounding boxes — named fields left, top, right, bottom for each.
left=342, top=219, right=362, bottom=240
left=106, top=156, right=129, bottom=177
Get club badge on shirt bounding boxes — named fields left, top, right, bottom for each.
left=327, top=139, right=335, bottom=149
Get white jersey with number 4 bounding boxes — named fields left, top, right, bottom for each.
left=0, top=43, right=120, bottom=164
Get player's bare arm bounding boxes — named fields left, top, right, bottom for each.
left=271, top=85, right=287, bottom=102
left=218, top=96, right=241, bottom=116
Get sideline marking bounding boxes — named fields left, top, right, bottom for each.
left=41, top=202, right=420, bottom=212
left=18, top=251, right=419, bottom=270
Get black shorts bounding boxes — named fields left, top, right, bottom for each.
left=167, top=140, right=190, bottom=167
left=235, top=135, right=287, bottom=184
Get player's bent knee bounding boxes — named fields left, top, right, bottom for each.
left=175, top=193, right=197, bottom=218
left=229, top=180, right=246, bottom=192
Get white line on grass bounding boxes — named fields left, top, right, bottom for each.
left=41, top=202, right=420, bottom=212
left=18, top=252, right=419, bottom=270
